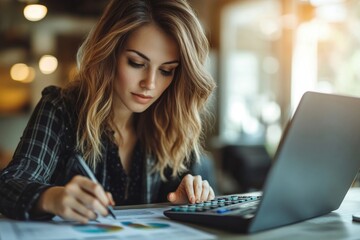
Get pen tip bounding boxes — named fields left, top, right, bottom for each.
left=108, top=207, right=116, bottom=219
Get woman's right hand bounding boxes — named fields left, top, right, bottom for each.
left=35, top=175, right=115, bottom=223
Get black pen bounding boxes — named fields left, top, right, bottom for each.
left=74, top=154, right=116, bottom=220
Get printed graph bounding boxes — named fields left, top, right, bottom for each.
left=73, top=223, right=123, bottom=233
left=121, top=221, right=170, bottom=229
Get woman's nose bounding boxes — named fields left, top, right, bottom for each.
left=140, top=69, right=156, bottom=90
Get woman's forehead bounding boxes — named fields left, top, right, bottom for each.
left=123, top=24, right=179, bottom=63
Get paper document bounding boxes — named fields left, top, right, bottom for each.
left=0, top=208, right=215, bottom=240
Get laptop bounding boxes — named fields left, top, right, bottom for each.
left=164, top=91, right=360, bottom=233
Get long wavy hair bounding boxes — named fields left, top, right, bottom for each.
left=63, top=0, right=216, bottom=178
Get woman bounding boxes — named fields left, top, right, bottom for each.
left=0, top=0, right=216, bottom=223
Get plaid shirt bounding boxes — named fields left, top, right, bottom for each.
left=0, top=86, right=194, bottom=220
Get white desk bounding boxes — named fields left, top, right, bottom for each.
left=179, top=187, right=360, bottom=239
left=1, top=188, right=360, bottom=239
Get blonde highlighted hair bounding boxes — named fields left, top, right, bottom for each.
left=63, top=0, right=216, bottom=178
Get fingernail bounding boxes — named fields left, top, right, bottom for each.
left=170, top=193, right=175, bottom=201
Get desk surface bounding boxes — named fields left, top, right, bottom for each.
left=119, top=187, right=360, bottom=240
left=1, top=188, right=360, bottom=239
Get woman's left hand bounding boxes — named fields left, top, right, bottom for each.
left=167, top=174, right=215, bottom=204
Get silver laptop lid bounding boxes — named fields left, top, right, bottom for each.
left=250, top=91, right=360, bottom=232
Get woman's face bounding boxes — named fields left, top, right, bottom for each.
left=114, top=24, right=179, bottom=114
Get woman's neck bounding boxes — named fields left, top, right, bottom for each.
left=111, top=109, right=137, bottom=174
left=111, top=96, right=133, bottom=127
left=112, top=108, right=134, bottom=138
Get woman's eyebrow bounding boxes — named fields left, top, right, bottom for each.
left=126, top=49, right=179, bottom=65
left=127, top=49, right=150, bottom=61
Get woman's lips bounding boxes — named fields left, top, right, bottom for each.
left=131, top=93, right=153, bottom=104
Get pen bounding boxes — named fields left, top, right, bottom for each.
left=74, top=154, right=116, bottom=220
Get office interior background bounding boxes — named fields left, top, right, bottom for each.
left=1, top=0, right=360, bottom=195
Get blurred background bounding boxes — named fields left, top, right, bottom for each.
left=1, top=0, right=360, bottom=194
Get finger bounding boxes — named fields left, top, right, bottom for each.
left=73, top=176, right=110, bottom=206
left=193, top=175, right=203, bottom=203
left=61, top=207, right=91, bottom=224
left=183, top=174, right=196, bottom=204
left=208, top=187, right=215, bottom=200
left=57, top=195, right=94, bottom=223
left=199, top=180, right=210, bottom=202
left=91, top=184, right=110, bottom=206
left=66, top=179, right=108, bottom=216
left=168, top=174, right=195, bottom=204
left=167, top=190, right=190, bottom=204
left=106, top=192, right=115, bottom=206
left=64, top=196, right=97, bottom=220
left=167, top=192, right=177, bottom=203
left=74, top=190, right=108, bottom=216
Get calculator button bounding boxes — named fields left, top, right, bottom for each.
left=216, top=208, right=230, bottom=214
left=230, top=196, right=239, bottom=201
left=171, top=207, right=181, bottom=212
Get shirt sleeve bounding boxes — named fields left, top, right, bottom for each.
left=0, top=86, right=67, bottom=220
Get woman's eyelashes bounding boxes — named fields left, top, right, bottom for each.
left=160, top=69, right=174, bottom=77
left=128, top=59, right=144, bottom=68
left=128, top=59, right=175, bottom=77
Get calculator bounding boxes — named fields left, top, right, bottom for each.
left=163, top=195, right=261, bottom=232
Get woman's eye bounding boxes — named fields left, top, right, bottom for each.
left=160, top=69, right=174, bottom=77
left=128, top=60, right=144, bottom=68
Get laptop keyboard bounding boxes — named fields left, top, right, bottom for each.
left=165, top=195, right=261, bottom=217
